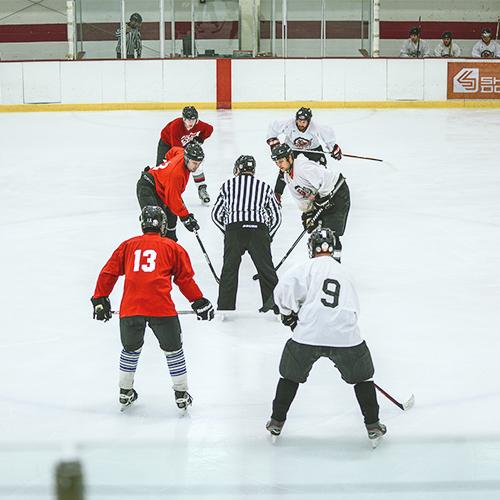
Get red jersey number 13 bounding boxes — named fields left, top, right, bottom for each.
left=133, top=249, right=157, bottom=272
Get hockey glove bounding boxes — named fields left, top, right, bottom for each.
left=313, top=194, right=331, bottom=211
left=91, top=296, right=112, bottom=322
left=191, top=297, right=214, bottom=321
left=267, top=137, right=280, bottom=150
left=302, top=211, right=320, bottom=233
left=281, top=312, right=298, bottom=331
left=331, top=144, right=342, bottom=161
left=274, top=192, right=282, bottom=204
left=181, top=213, right=200, bottom=232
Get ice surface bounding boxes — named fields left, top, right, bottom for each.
left=1, top=108, right=500, bottom=499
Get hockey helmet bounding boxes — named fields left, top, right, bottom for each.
left=271, top=143, right=292, bottom=161
left=184, top=142, right=204, bottom=162
left=441, top=31, right=453, bottom=39
left=296, top=107, right=312, bottom=122
left=233, top=155, right=256, bottom=176
left=182, top=106, right=199, bottom=121
left=481, top=27, right=492, bottom=37
left=130, top=12, right=142, bottom=24
left=140, top=205, right=166, bottom=234
left=308, top=227, right=337, bottom=258
left=409, top=26, right=420, bottom=36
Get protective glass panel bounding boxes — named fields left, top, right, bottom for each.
left=259, top=0, right=281, bottom=57
left=286, top=0, right=323, bottom=57
left=124, top=0, right=161, bottom=59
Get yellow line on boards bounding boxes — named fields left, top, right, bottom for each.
left=1, top=101, right=500, bottom=112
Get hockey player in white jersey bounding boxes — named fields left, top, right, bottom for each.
left=266, top=107, right=342, bottom=202
left=472, top=27, right=500, bottom=58
left=434, top=31, right=461, bottom=57
left=271, top=143, right=350, bottom=261
left=399, top=27, right=431, bottom=58
left=265, top=228, right=386, bottom=446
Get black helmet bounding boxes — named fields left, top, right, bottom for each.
left=233, top=155, right=256, bottom=176
left=130, top=12, right=142, bottom=23
left=409, top=26, right=420, bottom=36
left=308, top=227, right=337, bottom=258
left=184, top=142, right=204, bottom=162
left=481, top=27, right=492, bottom=37
left=442, top=31, right=453, bottom=39
left=296, top=107, right=312, bottom=121
left=271, top=143, right=292, bottom=161
left=182, top=106, right=198, bottom=120
left=140, top=206, right=166, bottom=234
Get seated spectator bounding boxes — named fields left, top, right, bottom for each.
left=115, top=12, right=143, bottom=59
left=400, top=27, right=431, bottom=58
left=472, top=27, right=500, bottom=58
left=434, top=31, right=462, bottom=57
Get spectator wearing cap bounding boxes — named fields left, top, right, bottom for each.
left=399, top=27, right=431, bottom=58
left=472, top=28, right=500, bottom=58
left=434, top=31, right=462, bottom=57
left=115, top=12, right=143, bottom=59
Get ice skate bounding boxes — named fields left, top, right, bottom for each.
left=198, top=184, right=210, bottom=204
left=175, top=391, right=193, bottom=411
left=266, top=418, right=284, bottom=442
left=119, top=388, right=138, bottom=411
left=366, top=421, right=387, bottom=448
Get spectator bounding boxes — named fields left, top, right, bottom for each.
left=434, top=31, right=462, bottom=57
left=400, top=27, right=431, bottom=58
left=472, top=27, right=500, bottom=58
left=115, top=12, right=142, bottom=59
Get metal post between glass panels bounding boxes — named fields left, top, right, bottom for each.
left=160, top=0, right=165, bottom=58
left=171, top=1, right=175, bottom=57
left=282, top=0, right=287, bottom=58
left=191, top=0, right=195, bottom=58
left=271, top=0, right=276, bottom=56
left=120, top=0, right=126, bottom=58
left=321, top=0, right=325, bottom=57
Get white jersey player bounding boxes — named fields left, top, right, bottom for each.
left=472, top=27, right=500, bottom=58
left=271, top=143, right=350, bottom=261
left=266, top=107, right=342, bottom=201
left=399, top=27, right=431, bottom=58
left=265, top=228, right=386, bottom=446
left=434, top=31, right=461, bottom=57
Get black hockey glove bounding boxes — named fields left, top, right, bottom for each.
left=191, top=297, right=214, bottom=321
left=181, top=213, right=200, bottom=232
left=302, top=211, right=320, bottom=233
left=313, top=193, right=332, bottom=212
left=281, top=312, right=298, bottom=331
left=267, top=137, right=280, bottom=150
left=91, top=296, right=112, bottom=322
left=331, top=144, right=342, bottom=161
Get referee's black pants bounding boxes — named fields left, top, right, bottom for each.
left=217, top=223, right=278, bottom=311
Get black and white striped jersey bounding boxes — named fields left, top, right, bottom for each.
left=211, top=174, right=282, bottom=237
left=115, top=25, right=142, bottom=57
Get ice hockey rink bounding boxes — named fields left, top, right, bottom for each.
left=1, top=107, right=500, bottom=500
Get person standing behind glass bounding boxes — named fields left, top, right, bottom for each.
left=115, top=12, right=142, bottom=59
left=434, top=31, right=461, bottom=58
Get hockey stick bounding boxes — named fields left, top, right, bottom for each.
left=375, top=383, right=415, bottom=411
left=252, top=178, right=345, bottom=281
left=291, top=148, right=383, bottom=163
left=193, top=229, right=220, bottom=284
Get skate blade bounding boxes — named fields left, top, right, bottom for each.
left=370, top=436, right=384, bottom=449
left=120, top=402, right=133, bottom=412
left=270, top=434, right=279, bottom=444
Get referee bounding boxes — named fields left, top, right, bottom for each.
left=212, top=155, right=282, bottom=312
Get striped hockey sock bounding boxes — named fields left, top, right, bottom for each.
left=119, top=347, right=142, bottom=390
left=165, top=348, right=188, bottom=392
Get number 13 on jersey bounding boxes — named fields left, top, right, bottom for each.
left=133, top=249, right=157, bottom=272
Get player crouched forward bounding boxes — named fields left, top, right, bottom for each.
left=91, top=206, right=214, bottom=411
left=266, top=228, right=386, bottom=446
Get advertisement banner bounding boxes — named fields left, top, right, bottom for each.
left=448, top=62, right=500, bottom=99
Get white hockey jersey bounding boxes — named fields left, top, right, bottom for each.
left=266, top=118, right=337, bottom=152
left=284, top=154, right=340, bottom=213
left=472, top=39, right=500, bottom=58
left=274, top=255, right=363, bottom=347
left=434, top=41, right=461, bottom=57
left=399, top=39, right=431, bottom=58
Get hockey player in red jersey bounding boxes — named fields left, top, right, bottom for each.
left=156, top=106, right=214, bottom=204
left=91, top=205, right=214, bottom=411
left=137, top=142, right=204, bottom=241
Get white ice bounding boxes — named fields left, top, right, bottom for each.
left=1, top=108, right=500, bottom=500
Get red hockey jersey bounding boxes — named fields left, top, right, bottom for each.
left=160, top=117, right=213, bottom=148
left=147, top=147, right=191, bottom=218
left=92, top=232, right=203, bottom=317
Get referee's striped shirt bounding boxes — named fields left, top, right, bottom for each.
left=211, top=174, right=282, bottom=238
left=115, top=25, right=142, bottom=57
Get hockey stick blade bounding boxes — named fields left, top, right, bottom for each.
left=374, top=383, right=415, bottom=411
left=402, top=394, right=415, bottom=411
